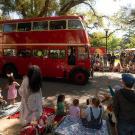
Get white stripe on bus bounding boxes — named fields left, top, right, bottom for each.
left=0, top=43, right=89, bottom=46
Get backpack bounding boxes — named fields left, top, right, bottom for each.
left=82, top=107, right=102, bottom=129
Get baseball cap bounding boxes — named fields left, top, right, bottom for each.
left=122, top=73, right=135, bottom=86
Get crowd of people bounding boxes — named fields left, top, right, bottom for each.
left=0, top=64, right=135, bottom=135
left=91, top=51, right=135, bottom=74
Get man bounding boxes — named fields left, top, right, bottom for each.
left=110, top=53, right=116, bottom=69
left=113, top=73, right=135, bottom=135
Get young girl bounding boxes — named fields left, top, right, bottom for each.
left=69, top=99, right=80, bottom=120
left=82, top=97, right=103, bottom=129
left=19, top=65, right=43, bottom=126
left=7, top=73, right=20, bottom=105
left=56, top=94, right=66, bottom=116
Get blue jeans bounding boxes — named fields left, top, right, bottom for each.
left=117, top=120, right=135, bottom=135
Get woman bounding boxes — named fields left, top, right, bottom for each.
left=19, top=65, right=42, bottom=125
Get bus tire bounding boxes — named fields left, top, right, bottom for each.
left=70, top=69, right=89, bottom=85
left=2, top=64, right=18, bottom=78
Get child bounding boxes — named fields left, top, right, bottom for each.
left=7, top=73, right=20, bottom=105
left=81, top=97, right=103, bottom=129
left=69, top=99, right=80, bottom=120
left=56, top=94, right=66, bottom=116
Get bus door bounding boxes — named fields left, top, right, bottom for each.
left=68, top=46, right=76, bottom=66
left=43, top=49, right=67, bottom=78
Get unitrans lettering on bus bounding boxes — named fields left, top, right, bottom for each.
left=0, top=16, right=91, bottom=85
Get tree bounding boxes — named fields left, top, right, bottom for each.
left=90, top=31, right=122, bottom=52
left=90, top=32, right=105, bottom=47
left=0, top=0, right=98, bottom=18
left=114, top=5, right=135, bottom=48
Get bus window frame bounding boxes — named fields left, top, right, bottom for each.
left=68, top=19, right=84, bottom=30
left=17, top=22, right=32, bottom=32
left=3, top=23, right=17, bottom=32
left=32, top=21, right=49, bottom=31
left=49, top=20, right=67, bottom=30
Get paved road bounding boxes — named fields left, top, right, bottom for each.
left=1, top=72, right=131, bottom=106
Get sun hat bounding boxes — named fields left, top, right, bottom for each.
left=122, top=73, right=135, bottom=85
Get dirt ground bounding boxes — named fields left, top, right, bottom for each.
left=0, top=72, right=135, bottom=135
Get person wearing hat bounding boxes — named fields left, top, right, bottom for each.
left=113, top=73, right=135, bottom=135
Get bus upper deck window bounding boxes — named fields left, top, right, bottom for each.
left=3, top=24, right=16, bottom=32
left=68, top=20, right=83, bottom=29
left=50, top=20, right=66, bottom=30
left=18, top=22, right=31, bottom=31
left=33, top=21, right=48, bottom=30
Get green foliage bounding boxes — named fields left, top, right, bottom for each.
left=0, top=0, right=94, bottom=18
left=0, top=0, right=61, bottom=18
left=90, top=32, right=122, bottom=52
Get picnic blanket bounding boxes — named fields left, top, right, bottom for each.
left=7, top=106, right=64, bottom=123
left=7, top=106, right=55, bottom=119
left=55, top=115, right=109, bottom=135
left=0, top=102, right=21, bottom=118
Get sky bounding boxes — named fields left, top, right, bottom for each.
left=92, top=0, right=135, bottom=37
left=95, top=0, right=135, bottom=16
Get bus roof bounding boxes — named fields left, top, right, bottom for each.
left=0, top=16, right=83, bottom=24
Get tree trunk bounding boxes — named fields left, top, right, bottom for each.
left=38, top=0, right=50, bottom=17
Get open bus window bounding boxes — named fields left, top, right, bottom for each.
left=43, top=50, right=49, bottom=58
left=18, top=49, right=31, bottom=57
left=49, top=50, right=58, bottom=58
left=33, top=21, right=48, bottom=30
left=78, top=47, right=89, bottom=60
left=68, top=20, right=83, bottom=29
left=18, top=22, right=31, bottom=31
left=33, top=50, right=43, bottom=57
left=3, top=49, right=16, bottom=56
left=50, top=20, right=66, bottom=30
left=33, top=49, right=49, bottom=57
left=3, top=23, right=16, bottom=32
left=49, top=49, right=66, bottom=59
left=59, top=50, right=66, bottom=59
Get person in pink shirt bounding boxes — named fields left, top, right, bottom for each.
left=7, top=73, right=20, bottom=105
left=69, top=99, right=80, bottom=120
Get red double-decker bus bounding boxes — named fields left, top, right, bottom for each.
left=0, top=16, right=91, bottom=84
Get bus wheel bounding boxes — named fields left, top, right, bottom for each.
left=3, top=64, right=18, bottom=78
left=73, top=70, right=88, bottom=85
